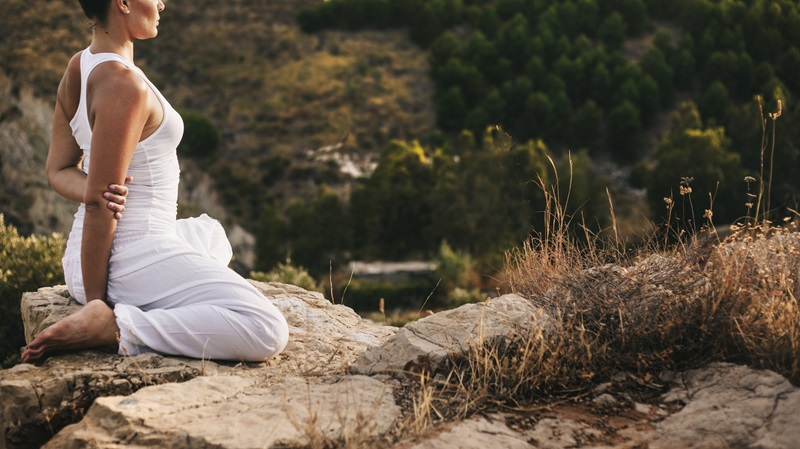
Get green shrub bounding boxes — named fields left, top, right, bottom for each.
left=328, top=276, right=435, bottom=313
left=250, top=260, right=321, bottom=293
left=0, top=214, right=65, bottom=367
left=177, top=110, right=220, bottom=160
left=445, top=287, right=485, bottom=308
left=434, top=241, right=472, bottom=293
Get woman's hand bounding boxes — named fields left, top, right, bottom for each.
left=104, top=175, right=133, bottom=219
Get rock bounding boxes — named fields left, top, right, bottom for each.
left=20, top=286, right=80, bottom=346
left=396, top=364, right=800, bottom=449
left=3, top=281, right=397, bottom=448
left=395, top=415, right=536, bottom=449
left=524, top=417, right=603, bottom=449
left=624, top=363, right=800, bottom=448
left=252, top=280, right=398, bottom=375
left=7, top=281, right=800, bottom=449
left=351, top=294, right=551, bottom=375
left=0, top=352, right=200, bottom=449
left=47, top=375, right=400, bottom=449
left=593, top=393, right=620, bottom=407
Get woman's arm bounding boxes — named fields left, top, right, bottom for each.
left=47, top=76, right=132, bottom=218
left=81, top=64, right=151, bottom=302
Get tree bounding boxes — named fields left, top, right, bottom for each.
left=356, top=141, right=435, bottom=258
left=698, top=81, right=732, bottom=125
left=640, top=47, right=674, bottom=106
left=557, top=149, right=610, bottom=228
left=607, top=100, right=643, bottom=161
left=177, top=110, right=220, bottom=159
left=436, top=86, right=467, bottom=131
left=648, top=102, right=744, bottom=224
left=570, top=100, right=604, bottom=151
left=255, top=203, right=288, bottom=271
left=521, top=92, right=553, bottom=139
left=495, top=13, right=532, bottom=70
left=778, top=46, right=800, bottom=93
left=430, top=31, right=461, bottom=67
left=599, top=12, right=627, bottom=49
left=461, top=31, right=496, bottom=69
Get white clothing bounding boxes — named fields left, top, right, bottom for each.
left=63, top=48, right=288, bottom=361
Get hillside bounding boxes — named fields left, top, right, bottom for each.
left=0, top=0, right=436, bottom=235
left=3, top=0, right=799, bottom=293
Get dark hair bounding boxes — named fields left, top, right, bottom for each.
left=77, top=0, right=112, bottom=24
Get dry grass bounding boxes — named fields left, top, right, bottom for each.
left=398, top=136, right=799, bottom=436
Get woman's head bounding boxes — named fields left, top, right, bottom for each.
left=78, top=0, right=112, bottom=25
left=78, top=0, right=166, bottom=38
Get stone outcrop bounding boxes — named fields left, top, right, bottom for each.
left=351, top=293, right=551, bottom=376
left=2, top=281, right=398, bottom=449
left=396, top=363, right=800, bottom=449
left=4, top=279, right=800, bottom=449
left=47, top=375, right=400, bottom=449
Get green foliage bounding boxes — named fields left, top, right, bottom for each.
left=698, top=80, right=732, bottom=124
left=299, top=0, right=800, bottom=173
left=434, top=241, right=484, bottom=308
left=598, top=12, right=627, bottom=48
left=0, top=215, right=65, bottom=367
left=250, top=260, right=321, bottom=292
left=607, top=100, right=643, bottom=161
left=255, top=187, right=351, bottom=277
left=558, top=149, right=611, bottom=228
left=445, top=287, right=485, bottom=308
left=328, top=276, right=434, bottom=312
left=648, top=102, right=744, bottom=225
left=177, top=110, right=220, bottom=159
left=434, top=241, right=472, bottom=294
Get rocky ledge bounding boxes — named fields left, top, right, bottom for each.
left=2, top=279, right=799, bottom=448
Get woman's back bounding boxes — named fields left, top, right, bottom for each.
left=68, top=48, right=183, bottom=234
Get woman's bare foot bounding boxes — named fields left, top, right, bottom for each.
left=21, top=299, right=120, bottom=363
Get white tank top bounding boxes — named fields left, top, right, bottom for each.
left=68, top=47, right=184, bottom=234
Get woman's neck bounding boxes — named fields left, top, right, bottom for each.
left=89, top=27, right=135, bottom=63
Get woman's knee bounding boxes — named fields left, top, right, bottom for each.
left=243, top=306, right=288, bottom=361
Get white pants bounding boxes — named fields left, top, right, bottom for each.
left=64, top=215, right=289, bottom=361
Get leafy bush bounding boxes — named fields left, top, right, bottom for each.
left=177, top=110, right=220, bottom=160
left=0, top=214, right=65, bottom=367
left=445, top=287, right=484, bottom=308
left=250, top=260, right=321, bottom=293
left=434, top=241, right=471, bottom=286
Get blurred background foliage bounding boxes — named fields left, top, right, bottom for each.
left=0, top=215, right=64, bottom=367
left=2, top=0, right=800, bottom=362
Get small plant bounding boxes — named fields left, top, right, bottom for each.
left=0, top=214, right=65, bottom=367
left=251, top=259, right=321, bottom=293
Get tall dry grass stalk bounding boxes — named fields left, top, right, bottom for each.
left=504, top=155, right=615, bottom=300
left=434, top=124, right=799, bottom=423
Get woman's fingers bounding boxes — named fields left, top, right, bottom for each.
left=103, top=192, right=127, bottom=205
left=106, top=176, right=132, bottom=220
left=108, top=184, right=129, bottom=196
left=105, top=192, right=126, bottom=219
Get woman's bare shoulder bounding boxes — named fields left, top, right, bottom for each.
left=57, top=51, right=85, bottom=119
left=86, top=63, right=149, bottom=119
left=87, top=62, right=148, bottom=96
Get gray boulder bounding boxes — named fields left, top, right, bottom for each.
left=46, top=375, right=400, bottom=449
left=2, top=281, right=398, bottom=449
left=351, top=293, right=551, bottom=376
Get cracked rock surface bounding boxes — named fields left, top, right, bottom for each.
left=351, top=294, right=551, bottom=375
left=393, top=364, right=799, bottom=449
left=46, top=375, right=400, bottom=449
left=2, top=281, right=398, bottom=449
left=631, top=363, right=800, bottom=449
left=4, top=281, right=800, bottom=449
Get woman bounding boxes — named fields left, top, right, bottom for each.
left=22, top=0, right=289, bottom=362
